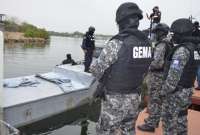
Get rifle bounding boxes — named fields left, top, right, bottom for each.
left=146, top=13, right=153, bottom=39
left=149, top=18, right=153, bottom=40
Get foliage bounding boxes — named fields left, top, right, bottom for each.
left=4, top=20, right=49, bottom=39
left=49, top=30, right=112, bottom=39
left=48, top=31, right=71, bottom=37
left=4, top=20, right=20, bottom=32
left=4, top=17, right=112, bottom=40
left=22, top=23, right=49, bottom=39
left=71, top=31, right=84, bottom=37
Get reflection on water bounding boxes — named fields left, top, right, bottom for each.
left=4, top=36, right=105, bottom=135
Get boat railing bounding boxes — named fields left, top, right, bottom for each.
left=0, top=120, right=20, bottom=135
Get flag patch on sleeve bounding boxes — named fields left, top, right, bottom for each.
left=171, top=60, right=180, bottom=69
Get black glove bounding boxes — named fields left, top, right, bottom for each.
left=93, top=83, right=106, bottom=100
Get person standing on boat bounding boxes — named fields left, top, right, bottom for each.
left=90, top=2, right=152, bottom=135
left=137, top=23, right=172, bottom=132
left=81, top=26, right=95, bottom=72
left=146, top=6, right=161, bottom=41
left=160, top=18, right=198, bottom=135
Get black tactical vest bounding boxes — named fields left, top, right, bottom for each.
left=164, top=42, right=198, bottom=88
left=155, top=40, right=173, bottom=58
left=82, top=32, right=95, bottom=51
left=104, top=33, right=152, bottom=94
left=151, top=40, right=173, bottom=72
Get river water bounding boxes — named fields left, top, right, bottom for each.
left=4, top=36, right=105, bottom=135
left=4, top=36, right=87, bottom=78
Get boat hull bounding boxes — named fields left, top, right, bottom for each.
left=3, top=65, right=96, bottom=128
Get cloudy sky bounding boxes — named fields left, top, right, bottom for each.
left=0, top=0, right=200, bottom=35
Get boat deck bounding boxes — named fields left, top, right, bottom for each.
left=3, top=64, right=93, bottom=108
left=2, top=64, right=96, bottom=127
left=136, top=89, right=200, bottom=135
left=192, top=81, right=200, bottom=105
left=136, top=109, right=200, bottom=135
left=192, top=89, right=200, bottom=105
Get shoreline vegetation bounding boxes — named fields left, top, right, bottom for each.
left=48, top=31, right=113, bottom=40
left=4, top=18, right=112, bottom=44
left=4, top=19, right=49, bottom=44
left=4, top=32, right=48, bottom=44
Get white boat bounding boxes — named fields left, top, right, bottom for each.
left=2, top=64, right=96, bottom=128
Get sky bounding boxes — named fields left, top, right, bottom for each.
left=0, top=0, right=200, bottom=35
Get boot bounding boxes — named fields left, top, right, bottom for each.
left=144, top=118, right=159, bottom=128
left=137, top=123, right=155, bottom=132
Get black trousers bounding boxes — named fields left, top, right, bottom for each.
left=84, top=51, right=93, bottom=72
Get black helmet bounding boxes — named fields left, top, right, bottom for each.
left=153, top=23, right=169, bottom=33
left=66, top=54, right=71, bottom=59
left=171, top=18, right=193, bottom=34
left=194, top=21, right=199, bottom=27
left=88, top=26, right=95, bottom=32
left=153, top=6, right=159, bottom=10
left=116, top=2, right=143, bottom=24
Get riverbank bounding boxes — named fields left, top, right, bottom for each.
left=4, top=32, right=48, bottom=44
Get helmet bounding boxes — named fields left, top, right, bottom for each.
left=116, top=2, right=143, bottom=24
left=88, top=26, right=95, bottom=32
left=153, top=23, right=169, bottom=33
left=194, top=21, right=199, bottom=27
left=153, top=6, right=159, bottom=11
left=171, top=18, right=193, bottom=34
left=66, top=54, right=71, bottom=59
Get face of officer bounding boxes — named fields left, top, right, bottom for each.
left=118, top=15, right=140, bottom=31
left=128, top=15, right=140, bottom=28
left=66, top=54, right=72, bottom=60
left=89, top=30, right=95, bottom=35
left=171, top=18, right=194, bottom=43
left=88, top=27, right=95, bottom=35
left=194, top=23, right=199, bottom=30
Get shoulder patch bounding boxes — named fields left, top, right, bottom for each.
left=171, top=59, right=180, bottom=69
left=194, top=51, right=200, bottom=60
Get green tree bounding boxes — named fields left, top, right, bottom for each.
left=4, top=19, right=49, bottom=39
left=4, top=20, right=20, bottom=32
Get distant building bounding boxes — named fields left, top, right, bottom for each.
left=0, top=14, right=5, bottom=31
left=0, top=14, right=5, bottom=23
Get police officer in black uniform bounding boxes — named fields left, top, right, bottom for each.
left=81, top=26, right=95, bottom=72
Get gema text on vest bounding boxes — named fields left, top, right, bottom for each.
left=133, top=46, right=152, bottom=58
